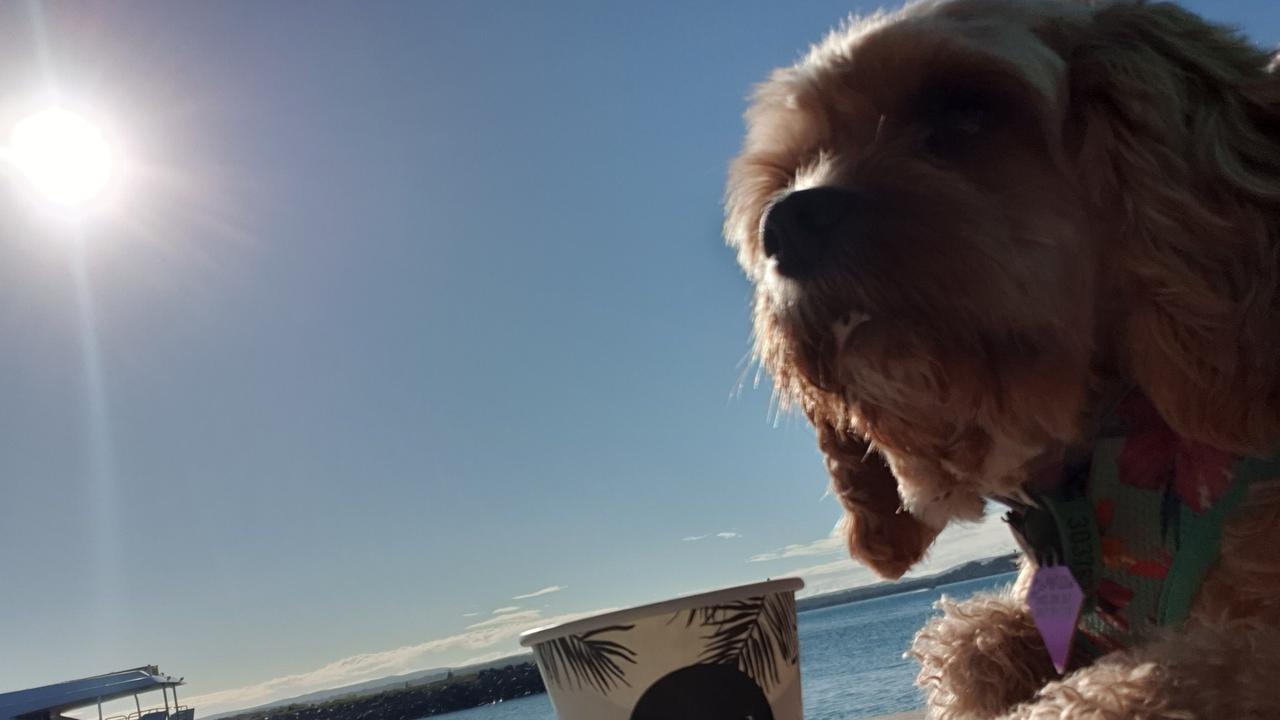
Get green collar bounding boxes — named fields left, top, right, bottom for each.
left=1006, top=392, right=1278, bottom=664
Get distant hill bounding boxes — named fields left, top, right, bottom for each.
left=203, top=667, right=450, bottom=720
left=206, top=554, right=1018, bottom=719
left=796, top=553, right=1020, bottom=612
left=211, top=664, right=543, bottom=720
left=202, top=653, right=549, bottom=720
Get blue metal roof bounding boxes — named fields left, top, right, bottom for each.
left=0, top=667, right=182, bottom=720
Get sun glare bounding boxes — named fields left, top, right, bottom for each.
left=9, top=107, right=118, bottom=208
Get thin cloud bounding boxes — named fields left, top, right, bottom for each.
left=766, top=512, right=1016, bottom=597
left=750, top=537, right=842, bottom=562
left=512, top=585, right=564, bottom=600
left=491, top=606, right=522, bottom=615
left=184, top=606, right=615, bottom=718
left=788, top=558, right=879, bottom=596
left=456, top=650, right=525, bottom=668
left=461, top=612, right=480, bottom=618
left=750, top=518, right=844, bottom=562
left=467, top=610, right=541, bottom=630
left=682, top=531, right=741, bottom=542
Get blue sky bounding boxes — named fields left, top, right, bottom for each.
left=0, top=0, right=1276, bottom=716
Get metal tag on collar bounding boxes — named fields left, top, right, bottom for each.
left=1005, top=504, right=1084, bottom=673
left=1028, top=564, right=1085, bottom=674
left=1005, top=475, right=1099, bottom=675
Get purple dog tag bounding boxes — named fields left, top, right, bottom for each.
left=1027, top=564, right=1084, bottom=674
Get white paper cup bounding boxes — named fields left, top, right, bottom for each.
left=519, top=578, right=804, bottom=719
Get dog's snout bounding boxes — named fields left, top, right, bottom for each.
left=762, top=187, right=858, bottom=278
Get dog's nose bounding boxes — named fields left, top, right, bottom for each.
left=762, top=187, right=858, bottom=278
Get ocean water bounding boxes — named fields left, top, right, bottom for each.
left=436, top=574, right=1015, bottom=720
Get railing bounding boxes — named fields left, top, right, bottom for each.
left=101, top=705, right=192, bottom=720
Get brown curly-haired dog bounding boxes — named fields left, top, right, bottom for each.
left=725, top=0, right=1280, bottom=717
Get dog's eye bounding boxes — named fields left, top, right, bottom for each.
left=925, top=96, right=993, bottom=157
left=945, top=106, right=986, bottom=137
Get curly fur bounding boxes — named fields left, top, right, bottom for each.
left=726, top=0, right=1280, bottom=717
left=994, top=619, right=1280, bottom=719
left=911, top=588, right=1055, bottom=718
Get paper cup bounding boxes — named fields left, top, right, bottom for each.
left=519, top=578, right=804, bottom=719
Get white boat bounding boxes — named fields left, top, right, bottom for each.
left=0, top=666, right=192, bottom=720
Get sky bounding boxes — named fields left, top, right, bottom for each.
left=0, top=0, right=1277, bottom=717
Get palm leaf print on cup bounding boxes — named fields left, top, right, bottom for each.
left=695, top=593, right=799, bottom=691
left=519, top=578, right=804, bottom=719
left=534, top=624, right=638, bottom=693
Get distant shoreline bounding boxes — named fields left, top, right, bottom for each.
left=210, top=554, right=1019, bottom=720
left=214, top=664, right=544, bottom=720
left=796, top=553, right=1019, bottom=613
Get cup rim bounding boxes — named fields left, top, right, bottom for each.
left=518, top=577, right=804, bottom=647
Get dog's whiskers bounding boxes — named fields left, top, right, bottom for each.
left=730, top=349, right=757, bottom=402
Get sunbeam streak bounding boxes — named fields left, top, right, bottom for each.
left=70, top=238, right=122, bottom=654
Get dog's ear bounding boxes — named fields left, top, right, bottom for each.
left=1061, top=3, right=1280, bottom=453
left=813, top=418, right=940, bottom=579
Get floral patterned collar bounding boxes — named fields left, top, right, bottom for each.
left=1005, top=391, right=1279, bottom=669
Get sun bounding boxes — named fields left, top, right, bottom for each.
left=8, top=107, right=118, bottom=208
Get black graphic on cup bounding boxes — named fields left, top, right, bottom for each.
left=630, top=664, right=774, bottom=720
left=520, top=578, right=804, bottom=719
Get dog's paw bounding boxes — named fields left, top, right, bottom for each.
left=996, top=620, right=1280, bottom=720
left=910, top=592, right=1054, bottom=720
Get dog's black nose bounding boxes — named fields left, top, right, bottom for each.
left=762, top=186, right=858, bottom=278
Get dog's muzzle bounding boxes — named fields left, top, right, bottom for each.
left=762, top=186, right=860, bottom=279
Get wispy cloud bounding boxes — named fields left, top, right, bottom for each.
left=467, top=610, right=541, bottom=629
left=749, top=518, right=844, bottom=562
left=749, top=537, right=842, bottom=562
left=183, top=606, right=614, bottom=718
left=512, top=585, right=564, bottom=600
left=754, top=511, right=1016, bottom=597
left=682, top=531, right=742, bottom=542
left=456, top=650, right=525, bottom=668
left=461, top=612, right=480, bottom=618
left=491, top=606, right=522, bottom=615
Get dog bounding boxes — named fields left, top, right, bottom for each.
left=725, top=0, right=1280, bottom=717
